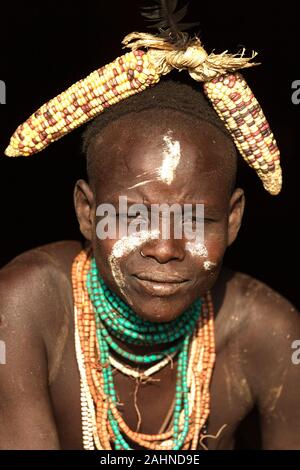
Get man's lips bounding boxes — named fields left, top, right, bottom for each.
left=134, top=271, right=188, bottom=283
left=132, top=272, right=190, bottom=297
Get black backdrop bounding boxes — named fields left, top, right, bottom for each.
left=0, top=0, right=299, bottom=309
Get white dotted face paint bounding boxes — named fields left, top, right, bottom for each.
left=185, top=241, right=208, bottom=258
left=158, top=130, right=181, bottom=185
left=203, top=260, right=217, bottom=271
left=108, top=229, right=160, bottom=299
left=185, top=243, right=217, bottom=273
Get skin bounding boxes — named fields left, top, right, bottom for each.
left=0, top=110, right=300, bottom=450
left=78, top=111, right=241, bottom=324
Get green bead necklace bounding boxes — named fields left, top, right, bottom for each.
left=86, top=257, right=203, bottom=450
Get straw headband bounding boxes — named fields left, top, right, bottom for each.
left=4, top=7, right=282, bottom=195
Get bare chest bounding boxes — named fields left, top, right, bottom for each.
left=49, top=323, right=254, bottom=450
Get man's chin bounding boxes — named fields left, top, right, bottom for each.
left=121, top=290, right=198, bottom=324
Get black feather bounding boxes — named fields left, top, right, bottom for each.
left=141, top=0, right=199, bottom=48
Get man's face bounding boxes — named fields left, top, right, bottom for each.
left=75, top=110, right=244, bottom=322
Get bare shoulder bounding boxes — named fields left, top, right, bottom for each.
left=0, top=240, right=83, bottom=358
left=0, top=239, right=83, bottom=282
left=217, top=268, right=300, bottom=404
left=0, top=241, right=83, bottom=449
left=0, top=239, right=82, bottom=285
left=224, top=269, right=300, bottom=333
left=216, top=268, right=300, bottom=346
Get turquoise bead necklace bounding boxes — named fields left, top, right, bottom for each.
left=86, top=257, right=203, bottom=450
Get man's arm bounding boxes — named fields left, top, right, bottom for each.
left=242, top=282, right=300, bottom=449
left=0, top=260, right=61, bottom=449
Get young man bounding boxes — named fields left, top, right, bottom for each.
left=0, top=78, right=299, bottom=450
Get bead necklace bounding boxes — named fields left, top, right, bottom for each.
left=72, top=249, right=216, bottom=450
left=109, top=351, right=177, bottom=379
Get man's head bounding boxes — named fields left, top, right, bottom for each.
left=74, top=80, right=245, bottom=322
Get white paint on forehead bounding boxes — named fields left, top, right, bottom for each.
left=158, top=130, right=181, bottom=185
left=127, top=179, right=155, bottom=190
left=203, top=260, right=217, bottom=271
left=185, top=241, right=208, bottom=258
left=126, top=131, right=181, bottom=190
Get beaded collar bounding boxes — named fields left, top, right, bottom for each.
left=72, top=249, right=216, bottom=450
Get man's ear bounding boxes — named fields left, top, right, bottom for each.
left=227, top=188, right=245, bottom=247
left=74, top=179, right=95, bottom=241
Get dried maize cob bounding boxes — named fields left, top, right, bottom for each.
left=204, top=73, right=282, bottom=195
left=4, top=50, right=160, bottom=157
left=4, top=30, right=282, bottom=196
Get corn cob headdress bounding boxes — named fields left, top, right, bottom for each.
left=4, top=0, right=282, bottom=195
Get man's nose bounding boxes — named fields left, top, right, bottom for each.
left=140, top=238, right=186, bottom=264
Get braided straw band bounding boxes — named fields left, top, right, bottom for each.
left=4, top=32, right=281, bottom=195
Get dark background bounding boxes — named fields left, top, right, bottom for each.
left=0, top=0, right=299, bottom=309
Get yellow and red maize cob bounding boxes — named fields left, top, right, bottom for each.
left=204, top=73, right=282, bottom=195
left=4, top=50, right=160, bottom=157
left=4, top=30, right=282, bottom=196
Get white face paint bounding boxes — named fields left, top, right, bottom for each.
left=203, top=260, right=217, bottom=271
left=158, top=130, right=181, bottom=185
left=185, top=241, right=208, bottom=258
left=108, top=229, right=160, bottom=300
left=185, top=243, right=217, bottom=275
left=127, top=179, right=154, bottom=190
left=126, top=130, right=181, bottom=190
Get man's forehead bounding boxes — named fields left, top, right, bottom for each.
left=94, top=118, right=229, bottom=176
left=95, top=156, right=230, bottom=208
left=90, top=111, right=235, bottom=204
